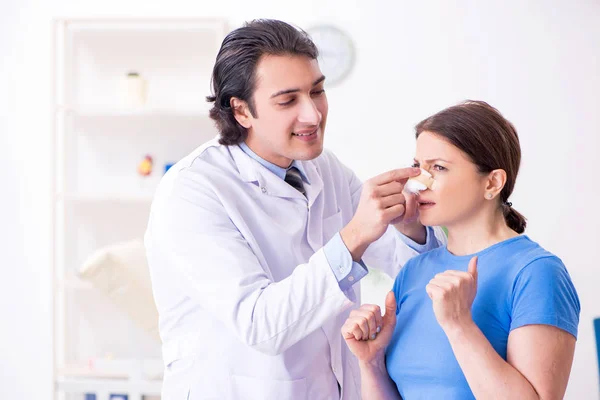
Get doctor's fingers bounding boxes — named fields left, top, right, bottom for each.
left=375, top=181, right=405, bottom=197
left=379, top=194, right=406, bottom=209
left=371, top=167, right=421, bottom=186
left=381, top=204, right=406, bottom=223
left=350, top=306, right=383, bottom=336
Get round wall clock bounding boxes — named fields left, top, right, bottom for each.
left=307, top=25, right=355, bottom=87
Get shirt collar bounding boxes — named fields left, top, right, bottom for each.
left=238, top=142, right=309, bottom=183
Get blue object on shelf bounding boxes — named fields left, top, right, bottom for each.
left=164, top=162, right=175, bottom=174
left=595, top=318, right=600, bottom=383
left=84, top=394, right=128, bottom=400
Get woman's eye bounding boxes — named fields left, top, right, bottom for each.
left=433, top=164, right=447, bottom=171
left=311, top=89, right=325, bottom=96
left=411, top=163, right=420, bottom=168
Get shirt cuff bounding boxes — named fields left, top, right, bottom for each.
left=396, top=225, right=439, bottom=254
left=323, top=233, right=368, bottom=291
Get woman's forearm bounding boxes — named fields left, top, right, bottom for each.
left=393, top=221, right=427, bottom=245
left=358, top=358, right=402, bottom=400
left=445, top=321, right=538, bottom=400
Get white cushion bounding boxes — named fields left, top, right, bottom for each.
left=79, top=239, right=160, bottom=342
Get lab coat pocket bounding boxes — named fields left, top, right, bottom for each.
left=229, top=375, right=307, bottom=400
left=322, top=208, right=343, bottom=244
left=162, top=356, right=197, bottom=399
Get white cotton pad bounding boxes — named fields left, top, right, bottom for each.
left=405, top=168, right=436, bottom=193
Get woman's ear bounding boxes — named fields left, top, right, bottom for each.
left=484, top=169, right=507, bottom=199
left=231, top=97, right=252, bottom=128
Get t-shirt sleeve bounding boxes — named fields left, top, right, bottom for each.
left=510, top=256, right=580, bottom=338
left=392, top=260, right=410, bottom=316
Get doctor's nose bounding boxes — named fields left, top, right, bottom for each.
left=297, top=98, right=321, bottom=126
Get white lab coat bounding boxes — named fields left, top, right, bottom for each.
left=145, top=138, right=445, bottom=399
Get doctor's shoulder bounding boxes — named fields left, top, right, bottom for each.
left=310, top=147, right=358, bottom=183
left=152, top=140, right=239, bottom=205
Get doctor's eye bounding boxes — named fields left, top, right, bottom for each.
left=278, top=98, right=296, bottom=106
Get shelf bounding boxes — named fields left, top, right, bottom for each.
left=65, top=18, right=226, bottom=36
left=53, top=18, right=224, bottom=397
left=57, top=274, right=94, bottom=290
left=60, top=107, right=211, bottom=119
left=60, top=107, right=215, bottom=139
left=57, top=193, right=154, bottom=204
left=65, top=20, right=223, bottom=111
left=56, top=377, right=162, bottom=395
left=58, top=359, right=163, bottom=380
left=59, top=366, right=128, bottom=380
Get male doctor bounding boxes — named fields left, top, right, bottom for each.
left=145, top=19, right=445, bottom=399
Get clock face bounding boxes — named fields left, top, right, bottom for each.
left=307, top=25, right=355, bottom=87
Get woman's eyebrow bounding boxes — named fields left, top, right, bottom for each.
left=413, top=158, right=452, bottom=164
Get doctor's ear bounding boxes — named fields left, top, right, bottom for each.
left=231, top=97, right=252, bottom=129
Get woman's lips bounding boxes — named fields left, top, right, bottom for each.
left=418, top=200, right=436, bottom=210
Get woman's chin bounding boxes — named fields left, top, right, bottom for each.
left=419, top=215, right=438, bottom=227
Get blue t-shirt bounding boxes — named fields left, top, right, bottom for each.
left=385, top=235, right=580, bottom=400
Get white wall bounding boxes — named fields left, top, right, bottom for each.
left=2, top=0, right=599, bottom=398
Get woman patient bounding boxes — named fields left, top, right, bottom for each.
left=342, top=101, right=580, bottom=399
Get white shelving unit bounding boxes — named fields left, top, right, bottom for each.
left=52, top=18, right=228, bottom=400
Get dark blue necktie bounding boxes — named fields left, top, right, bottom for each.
left=285, top=167, right=306, bottom=197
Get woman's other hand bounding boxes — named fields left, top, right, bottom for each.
left=342, top=291, right=398, bottom=364
left=426, top=256, right=478, bottom=332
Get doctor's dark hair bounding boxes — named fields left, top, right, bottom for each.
left=415, top=100, right=527, bottom=234
left=206, top=19, right=319, bottom=145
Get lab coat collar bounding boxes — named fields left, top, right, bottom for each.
left=238, top=142, right=309, bottom=184
left=229, top=143, right=260, bottom=183
left=229, top=144, right=323, bottom=206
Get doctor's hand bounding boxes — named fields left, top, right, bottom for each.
left=341, top=291, right=397, bottom=364
left=391, top=191, right=427, bottom=244
left=341, top=167, right=421, bottom=261
left=426, top=256, right=478, bottom=332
